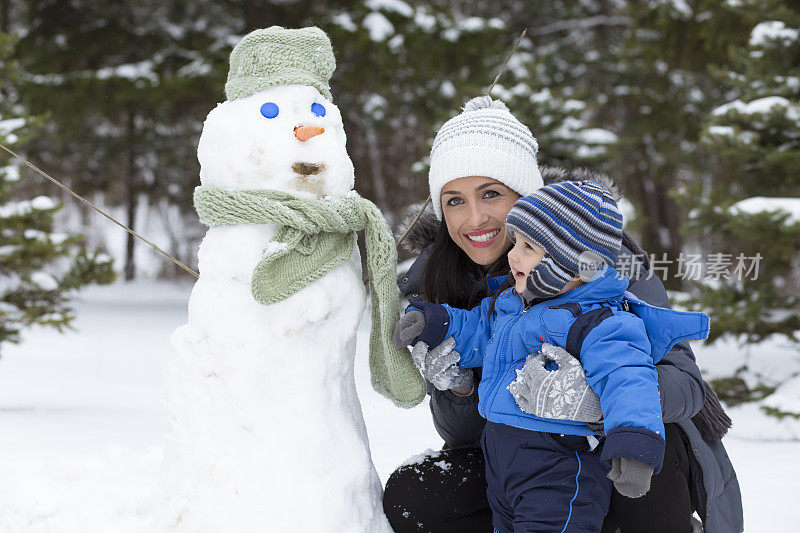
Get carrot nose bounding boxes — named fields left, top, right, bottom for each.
left=294, top=125, right=325, bottom=141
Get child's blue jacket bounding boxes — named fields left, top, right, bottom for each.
left=441, top=266, right=710, bottom=472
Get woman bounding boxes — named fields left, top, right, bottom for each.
left=383, top=96, right=743, bottom=533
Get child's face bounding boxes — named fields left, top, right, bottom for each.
left=507, top=234, right=546, bottom=294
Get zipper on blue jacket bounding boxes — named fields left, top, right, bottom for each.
left=482, top=308, right=528, bottom=418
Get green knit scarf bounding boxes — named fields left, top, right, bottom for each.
left=193, top=186, right=425, bottom=408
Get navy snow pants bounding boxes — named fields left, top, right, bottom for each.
left=481, top=422, right=613, bottom=533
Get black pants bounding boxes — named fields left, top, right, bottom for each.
left=601, top=424, right=696, bottom=533
left=383, top=424, right=695, bottom=533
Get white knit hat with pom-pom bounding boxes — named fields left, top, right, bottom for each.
left=428, top=96, right=542, bottom=220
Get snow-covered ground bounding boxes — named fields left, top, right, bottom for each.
left=0, top=281, right=798, bottom=531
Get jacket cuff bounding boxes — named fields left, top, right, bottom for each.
left=425, top=378, right=476, bottom=404
left=441, top=386, right=477, bottom=404
left=601, top=426, right=666, bottom=473
left=415, top=303, right=450, bottom=348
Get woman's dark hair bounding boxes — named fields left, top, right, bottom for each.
left=423, top=221, right=511, bottom=309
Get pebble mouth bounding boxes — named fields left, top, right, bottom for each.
left=292, top=162, right=326, bottom=176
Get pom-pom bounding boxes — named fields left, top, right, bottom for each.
left=463, top=96, right=508, bottom=113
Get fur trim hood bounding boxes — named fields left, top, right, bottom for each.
left=540, top=166, right=621, bottom=201
left=396, top=166, right=623, bottom=253
left=396, top=205, right=439, bottom=254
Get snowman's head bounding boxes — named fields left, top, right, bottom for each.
left=198, top=84, right=355, bottom=197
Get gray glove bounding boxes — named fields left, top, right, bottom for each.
left=508, top=343, right=603, bottom=424
left=607, top=457, right=654, bottom=498
left=392, top=310, right=426, bottom=348
left=411, top=337, right=473, bottom=393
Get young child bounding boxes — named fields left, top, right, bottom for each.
left=393, top=180, right=710, bottom=533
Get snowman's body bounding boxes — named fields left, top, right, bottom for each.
left=163, top=85, right=392, bottom=532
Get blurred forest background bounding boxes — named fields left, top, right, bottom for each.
left=1, top=0, right=799, bottom=411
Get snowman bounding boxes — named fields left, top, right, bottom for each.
left=162, top=27, right=423, bottom=532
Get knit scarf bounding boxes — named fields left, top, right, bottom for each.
left=193, top=186, right=425, bottom=408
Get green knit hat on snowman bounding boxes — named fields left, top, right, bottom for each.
left=225, top=26, right=336, bottom=101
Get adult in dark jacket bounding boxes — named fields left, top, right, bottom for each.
left=384, top=165, right=743, bottom=533
left=384, top=97, right=741, bottom=532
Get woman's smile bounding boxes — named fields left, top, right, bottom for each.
left=464, top=229, right=501, bottom=247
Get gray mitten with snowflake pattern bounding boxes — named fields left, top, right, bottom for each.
left=508, top=343, right=603, bottom=424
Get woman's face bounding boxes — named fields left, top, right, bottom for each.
left=440, top=176, right=521, bottom=267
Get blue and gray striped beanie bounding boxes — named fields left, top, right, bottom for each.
left=506, top=180, right=623, bottom=296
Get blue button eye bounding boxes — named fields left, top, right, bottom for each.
left=311, top=103, right=326, bottom=117
left=260, top=102, right=279, bottom=119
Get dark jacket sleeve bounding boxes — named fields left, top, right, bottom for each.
left=626, top=266, right=706, bottom=423
left=428, top=381, right=485, bottom=447
left=397, top=245, right=431, bottom=300
left=398, top=249, right=485, bottom=447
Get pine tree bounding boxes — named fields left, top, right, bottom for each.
left=684, top=0, right=800, bottom=410
left=0, top=31, right=116, bottom=354
left=493, top=0, right=629, bottom=168
left=15, top=0, right=237, bottom=279
left=590, top=0, right=751, bottom=286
